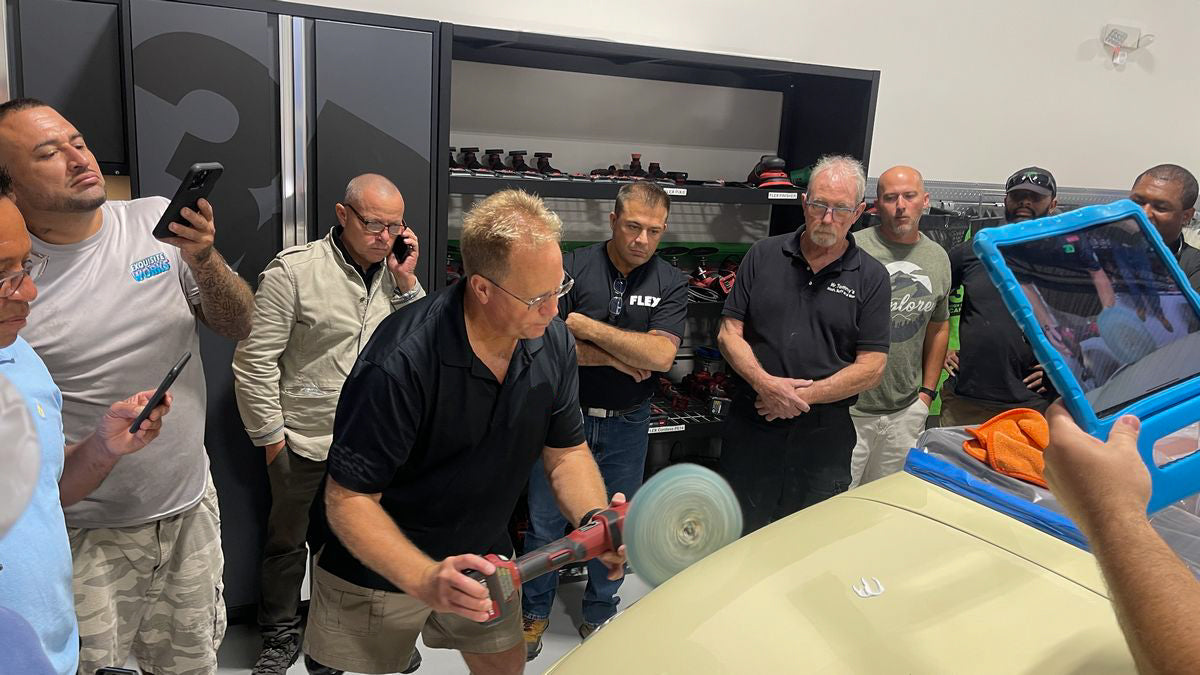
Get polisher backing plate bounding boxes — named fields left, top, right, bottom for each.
left=625, top=463, right=743, bottom=588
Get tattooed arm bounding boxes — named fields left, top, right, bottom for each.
left=191, top=249, right=255, bottom=341
left=161, top=198, right=255, bottom=340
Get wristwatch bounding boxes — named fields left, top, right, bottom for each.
left=918, top=386, right=938, bottom=399
left=393, top=285, right=420, bottom=303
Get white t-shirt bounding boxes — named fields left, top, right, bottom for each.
left=24, top=197, right=209, bottom=528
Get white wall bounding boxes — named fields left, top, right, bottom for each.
left=296, top=0, right=1200, bottom=190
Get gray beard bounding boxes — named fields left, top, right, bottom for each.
left=810, top=230, right=839, bottom=248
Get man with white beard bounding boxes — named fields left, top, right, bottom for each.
left=717, top=155, right=890, bottom=533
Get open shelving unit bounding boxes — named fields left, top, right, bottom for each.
left=435, top=25, right=879, bottom=450
left=448, top=174, right=804, bottom=205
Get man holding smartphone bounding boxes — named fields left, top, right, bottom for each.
left=0, top=169, right=172, bottom=675
left=0, top=99, right=254, bottom=675
left=233, top=173, right=423, bottom=675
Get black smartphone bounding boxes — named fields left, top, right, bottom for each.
left=96, top=669, right=139, bottom=675
left=392, top=232, right=412, bottom=265
left=152, top=162, right=224, bottom=239
left=128, top=352, right=191, bottom=434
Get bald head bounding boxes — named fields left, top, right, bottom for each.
left=875, top=165, right=929, bottom=243
left=335, top=173, right=407, bottom=268
left=877, top=166, right=925, bottom=196
left=344, top=173, right=403, bottom=205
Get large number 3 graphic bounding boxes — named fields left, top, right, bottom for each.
left=133, top=31, right=280, bottom=278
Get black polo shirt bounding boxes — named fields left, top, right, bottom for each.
left=721, top=226, right=890, bottom=407
left=561, top=242, right=688, bottom=409
left=950, top=240, right=1048, bottom=406
left=1172, top=238, right=1200, bottom=292
left=319, top=283, right=586, bottom=592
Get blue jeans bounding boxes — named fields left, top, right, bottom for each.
left=521, top=401, right=651, bottom=625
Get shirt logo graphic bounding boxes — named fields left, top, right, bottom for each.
left=130, top=253, right=171, bottom=282
left=628, top=295, right=661, bottom=308
left=826, top=282, right=856, bottom=300
left=886, top=261, right=938, bottom=341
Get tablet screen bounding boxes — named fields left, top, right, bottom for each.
left=997, top=216, right=1200, bottom=419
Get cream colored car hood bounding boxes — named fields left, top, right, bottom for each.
left=546, top=472, right=1133, bottom=674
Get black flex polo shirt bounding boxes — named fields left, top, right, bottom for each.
left=319, top=283, right=586, bottom=592
left=722, top=226, right=891, bottom=406
left=561, top=241, right=687, bottom=410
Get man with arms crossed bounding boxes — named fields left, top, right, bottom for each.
left=304, top=190, right=625, bottom=675
left=521, top=181, right=686, bottom=658
left=0, top=98, right=254, bottom=674
left=850, top=166, right=950, bottom=486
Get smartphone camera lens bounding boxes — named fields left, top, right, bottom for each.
left=189, top=172, right=208, bottom=189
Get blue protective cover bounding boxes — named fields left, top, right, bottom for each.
left=973, top=199, right=1200, bottom=512
left=904, top=450, right=1088, bottom=549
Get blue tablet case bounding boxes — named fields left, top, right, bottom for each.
left=973, top=199, right=1200, bottom=512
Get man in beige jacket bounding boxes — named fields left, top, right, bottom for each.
left=233, top=174, right=425, bottom=675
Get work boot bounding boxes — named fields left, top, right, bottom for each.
left=578, top=621, right=600, bottom=639
left=401, top=648, right=423, bottom=673
left=304, top=653, right=343, bottom=675
left=252, top=633, right=300, bottom=674
left=523, top=615, right=549, bottom=661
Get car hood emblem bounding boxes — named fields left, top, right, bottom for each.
left=852, top=577, right=885, bottom=598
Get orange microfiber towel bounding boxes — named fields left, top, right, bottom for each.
left=962, top=408, right=1050, bottom=488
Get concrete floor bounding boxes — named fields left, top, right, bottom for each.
left=210, top=573, right=653, bottom=675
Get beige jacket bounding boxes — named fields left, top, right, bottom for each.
left=233, top=228, right=425, bottom=461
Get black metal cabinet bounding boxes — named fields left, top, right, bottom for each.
left=309, top=18, right=435, bottom=285
left=9, top=0, right=128, bottom=172
left=129, top=0, right=283, bottom=611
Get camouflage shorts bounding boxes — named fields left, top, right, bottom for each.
left=70, top=475, right=226, bottom=675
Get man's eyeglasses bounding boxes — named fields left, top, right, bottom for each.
left=345, top=202, right=407, bottom=236
left=608, top=277, right=627, bottom=321
left=804, top=200, right=859, bottom=221
left=0, top=253, right=48, bottom=298
left=484, top=271, right=574, bottom=311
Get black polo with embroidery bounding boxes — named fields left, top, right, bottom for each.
left=722, top=226, right=891, bottom=406
left=561, top=241, right=688, bottom=410
left=319, top=283, right=586, bottom=592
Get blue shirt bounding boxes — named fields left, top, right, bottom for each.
left=0, top=337, right=78, bottom=675
left=0, top=607, right=56, bottom=675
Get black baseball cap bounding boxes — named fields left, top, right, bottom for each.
left=1006, top=167, right=1057, bottom=197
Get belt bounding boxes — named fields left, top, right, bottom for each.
left=583, top=404, right=643, bottom=418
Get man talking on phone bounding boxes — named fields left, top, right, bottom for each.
left=0, top=98, right=254, bottom=674
left=233, top=174, right=424, bottom=674
left=0, top=167, right=173, bottom=675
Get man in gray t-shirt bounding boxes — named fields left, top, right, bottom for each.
left=850, top=166, right=951, bottom=486
left=0, top=99, right=254, bottom=674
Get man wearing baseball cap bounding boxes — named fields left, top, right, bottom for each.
left=940, top=167, right=1058, bottom=426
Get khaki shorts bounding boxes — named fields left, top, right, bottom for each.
left=303, top=563, right=522, bottom=673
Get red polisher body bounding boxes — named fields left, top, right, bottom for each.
left=468, top=502, right=627, bottom=624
